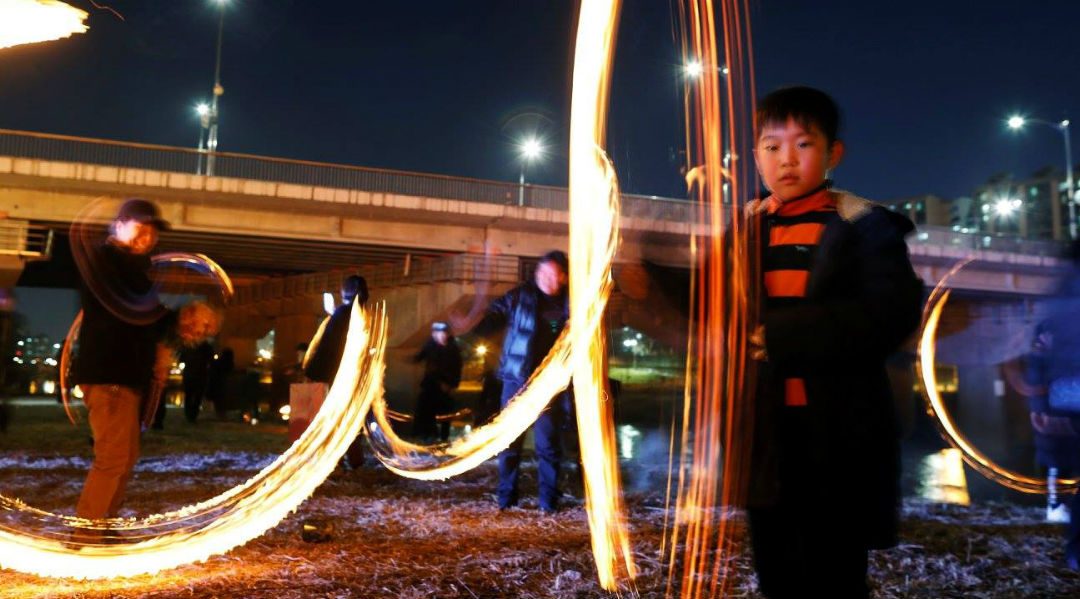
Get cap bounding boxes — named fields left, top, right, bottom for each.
left=431, top=321, right=449, bottom=332
left=116, top=198, right=170, bottom=231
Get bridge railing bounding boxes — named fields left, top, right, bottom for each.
left=911, top=226, right=1066, bottom=257
left=233, top=253, right=522, bottom=306
left=0, top=128, right=694, bottom=222
left=0, top=220, right=53, bottom=260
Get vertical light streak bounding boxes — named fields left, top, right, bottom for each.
left=568, top=0, right=636, bottom=590
left=0, top=0, right=87, bottom=50
left=666, top=1, right=757, bottom=598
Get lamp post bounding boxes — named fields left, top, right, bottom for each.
left=1007, top=114, right=1075, bottom=240
left=195, top=103, right=210, bottom=174
left=201, top=0, right=227, bottom=177
left=517, top=137, right=543, bottom=206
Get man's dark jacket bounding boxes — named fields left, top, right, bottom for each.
left=750, top=193, right=923, bottom=550
left=413, top=338, right=463, bottom=391
left=74, top=242, right=166, bottom=390
left=473, top=282, right=569, bottom=385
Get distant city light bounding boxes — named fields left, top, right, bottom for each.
left=1007, top=115, right=1025, bottom=130
left=994, top=198, right=1021, bottom=217
left=684, top=60, right=703, bottom=78
left=42, top=380, right=56, bottom=395
left=476, top=344, right=488, bottom=357
left=195, top=103, right=211, bottom=117
left=622, top=339, right=638, bottom=348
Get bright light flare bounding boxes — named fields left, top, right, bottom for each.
left=0, top=0, right=88, bottom=50
left=993, top=198, right=1021, bottom=217
left=196, top=103, right=210, bottom=117
left=519, top=137, right=544, bottom=161
left=1007, top=115, right=1026, bottom=130
left=684, top=60, right=703, bottom=78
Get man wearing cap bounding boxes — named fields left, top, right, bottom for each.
left=72, top=198, right=171, bottom=525
left=411, top=321, right=463, bottom=441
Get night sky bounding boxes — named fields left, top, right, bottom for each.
left=3, top=0, right=1080, bottom=337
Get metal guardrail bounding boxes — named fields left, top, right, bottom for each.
left=911, top=226, right=1067, bottom=258
left=0, top=220, right=53, bottom=259
left=0, top=128, right=694, bottom=222
left=233, top=254, right=521, bottom=305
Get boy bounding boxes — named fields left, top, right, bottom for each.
left=744, top=87, right=922, bottom=598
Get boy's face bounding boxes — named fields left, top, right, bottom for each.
left=754, top=117, right=844, bottom=201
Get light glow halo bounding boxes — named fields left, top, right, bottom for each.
left=917, top=261, right=1079, bottom=495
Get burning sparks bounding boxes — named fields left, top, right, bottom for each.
left=0, top=302, right=387, bottom=579
left=0, top=0, right=88, bottom=50
left=917, top=261, right=1079, bottom=495
left=664, top=2, right=758, bottom=598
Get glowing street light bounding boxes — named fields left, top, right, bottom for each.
left=683, top=60, right=727, bottom=79
left=517, top=136, right=545, bottom=206
left=1005, top=113, right=1076, bottom=239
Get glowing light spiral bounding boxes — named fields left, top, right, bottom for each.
left=0, top=301, right=386, bottom=579
left=918, top=261, right=1079, bottom=495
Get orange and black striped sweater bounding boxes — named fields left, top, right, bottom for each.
left=761, top=185, right=837, bottom=407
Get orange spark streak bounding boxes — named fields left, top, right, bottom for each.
left=666, top=1, right=758, bottom=598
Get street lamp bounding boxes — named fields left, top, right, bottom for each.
left=195, top=103, right=210, bottom=173
left=196, top=0, right=227, bottom=176
left=517, top=137, right=544, bottom=206
left=683, top=60, right=728, bottom=79
left=1006, top=113, right=1076, bottom=239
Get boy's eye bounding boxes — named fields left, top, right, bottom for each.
left=797, top=140, right=814, bottom=149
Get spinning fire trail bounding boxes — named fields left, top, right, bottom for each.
left=0, top=0, right=635, bottom=589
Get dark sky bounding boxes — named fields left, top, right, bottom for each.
left=4, top=0, right=1080, bottom=336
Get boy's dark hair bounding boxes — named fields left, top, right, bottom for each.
left=539, top=250, right=569, bottom=273
left=756, top=86, right=841, bottom=144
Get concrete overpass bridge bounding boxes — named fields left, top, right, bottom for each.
left=0, top=128, right=1071, bottom=403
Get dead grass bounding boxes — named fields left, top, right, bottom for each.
left=1, top=405, right=1079, bottom=597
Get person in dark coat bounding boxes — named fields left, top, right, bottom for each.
left=304, top=274, right=369, bottom=383
left=469, top=250, right=570, bottom=512
left=70, top=198, right=172, bottom=524
left=743, top=87, right=923, bottom=598
left=1023, top=319, right=1080, bottom=523
left=303, top=274, right=369, bottom=466
left=411, top=321, right=463, bottom=441
left=207, top=347, right=234, bottom=419
left=179, top=341, right=215, bottom=423
left=1031, top=240, right=1080, bottom=569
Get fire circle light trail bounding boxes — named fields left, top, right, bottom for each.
left=917, top=260, right=1079, bottom=495
left=2, top=248, right=389, bottom=579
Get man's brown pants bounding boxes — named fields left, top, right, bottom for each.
left=75, top=384, right=141, bottom=519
